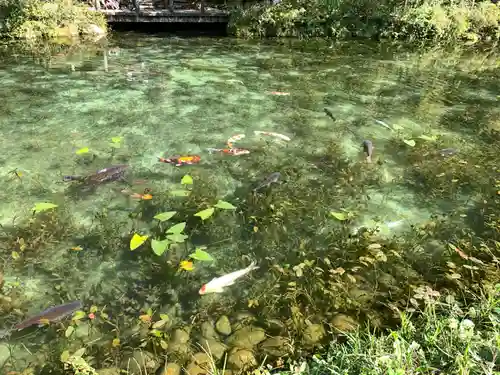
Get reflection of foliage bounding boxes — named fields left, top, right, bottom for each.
left=228, top=0, right=500, bottom=43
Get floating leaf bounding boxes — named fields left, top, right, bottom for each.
left=167, top=222, right=186, bottom=234
left=214, top=200, right=236, bottom=210
left=130, top=233, right=149, bottom=251
left=32, top=202, right=58, bottom=214
left=73, top=348, right=86, bottom=358
left=151, top=239, right=170, bottom=256
left=418, top=134, right=437, bottom=142
left=167, top=233, right=188, bottom=243
left=72, top=311, right=86, bottom=321
left=179, top=260, right=195, bottom=271
left=11, top=251, right=20, bottom=260
left=65, top=326, right=74, bottom=338
left=170, top=190, right=191, bottom=197
left=181, top=175, right=193, bottom=185
left=330, top=211, right=348, bottom=221
left=76, top=147, right=89, bottom=155
left=152, top=319, right=168, bottom=329
left=154, top=211, right=177, bottom=222
left=194, top=207, right=215, bottom=221
left=139, top=314, right=151, bottom=323
left=150, top=329, right=162, bottom=337
left=89, top=305, right=98, bottom=314
left=111, top=137, right=122, bottom=144
left=189, top=248, right=214, bottom=262
left=60, top=350, right=70, bottom=362
left=160, top=314, right=169, bottom=321
left=160, top=340, right=168, bottom=350
left=403, top=139, right=416, bottom=147
left=112, top=338, right=120, bottom=347
left=100, top=311, right=109, bottom=320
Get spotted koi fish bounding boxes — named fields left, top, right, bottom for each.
left=206, top=148, right=250, bottom=156
left=158, top=155, right=201, bottom=166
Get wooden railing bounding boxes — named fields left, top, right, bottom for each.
left=89, top=0, right=209, bottom=12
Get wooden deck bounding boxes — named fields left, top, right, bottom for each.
left=97, top=8, right=229, bottom=23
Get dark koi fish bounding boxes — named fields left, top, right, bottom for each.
left=206, top=148, right=250, bottom=156
left=362, top=140, right=374, bottom=163
left=158, top=155, right=201, bottom=166
left=253, top=172, right=281, bottom=192
left=63, top=164, right=129, bottom=184
left=14, top=300, right=82, bottom=331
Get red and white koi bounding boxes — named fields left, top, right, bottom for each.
left=270, top=91, right=290, bottom=96
left=199, top=261, right=259, bottom=295
left=206, top=147, right=250, bottom=156
left=227, top=134, right=245, bottom=148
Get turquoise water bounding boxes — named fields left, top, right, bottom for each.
left=0, top=35, right=498, bottom=373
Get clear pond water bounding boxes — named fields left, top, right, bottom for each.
left=0, top=34, right=498, bottom=373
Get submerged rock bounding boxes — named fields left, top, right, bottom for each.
left=302, top=323, right=325, bottom=346
left=167, top=328, right=190, bottom=354
left=260, top=336, right=290, bottom=357
left=232, top=312, right=255, bottom=331
left=200, top=321, right=218, bottom=340
left=98, top=368, right=120, bottom=375
left=215, top=315, right=232, bottom=336
left=226, top=325, right=266, bottom=349
left=121, top=351, right=157, bottom=375
left=227, top=348, right=257, bottom=370
left=0, top=343, right=11, bottom=368
left=199, top=338, right=227, bottom=360
left=156, top=362, right=181, bottom=375
left=185, top=352, right=211, bottom=375
left=330, top=314, right=359, bottom=333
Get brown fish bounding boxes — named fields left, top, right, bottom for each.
left=14, top=301, right=82, bottom=330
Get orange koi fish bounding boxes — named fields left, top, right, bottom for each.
left=158, top=155, right=201, bottom=166
left=122, top=188, right=153, bottom=200
left=206, top=148, right=250, bottom=156
left=270, top=91, right=290, bottom=96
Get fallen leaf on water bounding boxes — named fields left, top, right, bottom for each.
left=112, top=338, right=120, bottom=347
left=139, top=314, right=151, bottom=323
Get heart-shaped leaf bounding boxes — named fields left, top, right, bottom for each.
left=154, top=211, right=177, bottom=222
left=130, top=233, right=149, bottom=251
left=403, top=139, right=416, bottom=147
left=170, top=190, right=191, bottom=197
left=65, top=326, right=74, bottom=338
left=181, top=175, right=193, bottom=185
left=73, top=348, right=86, bottom=358
left=72, top=310, right=86, bottom=321
left=214, top=200, right=236, bottom=210
left=189, top=247, right=214, bottom=262
left=194, top=207, right=215, bottom=221
left=76, top=147, right=89, bottom=155
left=111, top=137, right=122, bottom=144
left=152, top=319, right=168, bottom=329
left=167, top=222, right=186, bottom=234
left=330, top=211, right=348, bottom=221
left=167, top=233, right=188, bottom=243
left=32, top=202, right=58, bottom=214
left=151, top=239, right=170, bottom=256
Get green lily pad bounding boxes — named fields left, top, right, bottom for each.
left=32, top=202, right=58, bottom=214
left=167, top=222, right=186, bottom=234
left=189, top=247, right=214, bottom=262
left=75, top=147, right=89, bottom=155
left=154, top=211, right=177, bottom=222
left=214, top=200, right=236, bottom=210
left=194, top=207, right=215, bottom=221
left=151, top=239, right=170, bottom=256
left=166, top=233, right=188, bottom=243
left=181, top=175, right=193, bottom=185
left=330, top=211, right=348, bottom=221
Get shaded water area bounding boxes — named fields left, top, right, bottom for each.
left=0, top=34, right=498, bottom=374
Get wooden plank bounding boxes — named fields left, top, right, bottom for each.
left=98, top=9, right=229, bottom=23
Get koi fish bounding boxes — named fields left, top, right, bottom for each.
left=63, top=165, right=129, bottom=185
left=324, top=107, right=336, bottom=122
left=199, top=261, right=259, bottom=294
left=158, top=155, right=201, bottom=166
left=270, top=91, right=290, bottom=96
left=122, top=188, right=153, bottom=200
left=227, top=134, right=246, bottom=148
left=254, top=131, right=291, bottom=142
left=206, top=147, right=250, bottom=156
left=362, top=140, right=374, bottom=163
left=14, top=301, right=82, bottom=330
left=253, top=172, right=281, bottom=192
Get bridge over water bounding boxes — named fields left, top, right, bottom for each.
left=90, top=0, right=229, bottom=23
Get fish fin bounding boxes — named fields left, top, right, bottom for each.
left=248, top=261, right=260, bottom=271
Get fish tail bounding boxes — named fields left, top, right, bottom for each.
left=248, top=260, right=259, bottom=271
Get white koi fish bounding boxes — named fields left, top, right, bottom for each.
left=199, top=261, right=259, bottom=295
